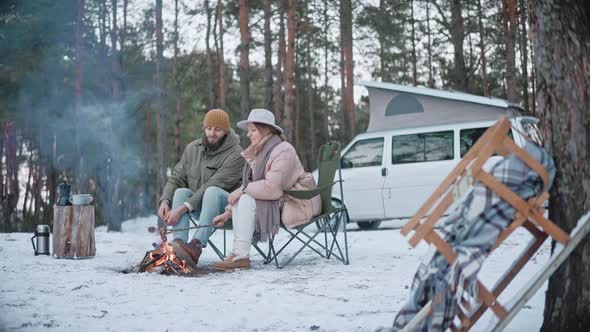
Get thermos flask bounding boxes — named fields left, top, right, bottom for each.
left=31, top=224, right=51, bottom=256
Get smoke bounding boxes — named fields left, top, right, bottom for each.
left=17, top=79, right=154, bottom=227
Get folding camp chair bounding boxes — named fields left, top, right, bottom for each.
left=264, top=141, right=350, bottom=269
left=398, top=117, right=589, bottom=331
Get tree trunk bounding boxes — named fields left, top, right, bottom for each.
left=23, top=157, right=33, bottom=220
left=477, top=0, right=489, bottom=96
left=205, top=0, right=216, bottom=108
left=75, top=0, right=85, bottom=192
left=110, top=0, right=120, bottom=99
left=217, top=0, right=226, bottom=108
left=274, top=0, right=286, bottom=123
left=76, top=0, right=84, bottom=113
left=519, top=0, right=529, bottom=112
left=284, top=0, right=296, bottom=142
left=531, top=46, right=536, bottom=113
left=144, top=99, right=152, bottom=213
left=174, top=0, right=181, bottom=161
left=295, top=86, right=300, bottom=150
left=340, top=0, right=355, bottom=137
left=98, top=0, right=108, bottom=96
left=378, top=1, right=388, bottom=82
left=307, top=40, right=316, bottom=167
left=155, top=0, right=166, bottom=195
left=263, top=0, right=273, bottom=110
left=239, top=0, right=250, bottom=120
left=53, top=206, right=96, bottom=258
left=322, top=0, right=330, bottom=136
left=410, top=0, right=418, bottom=86
left=120, top=0, right=128, bottom=96
left=503, top=0, right=518, bottom=102
left=425, top=0, right=434, bottom=87
left=529, top=1, right=590, bottom=331
left=339, top=10, right=347, bottom=137
left=449, top=0, right=468, bottom=92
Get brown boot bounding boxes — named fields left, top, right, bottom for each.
left=211, top=253, right=251, bottom=271
left=171, top=239, right=203, bottom=267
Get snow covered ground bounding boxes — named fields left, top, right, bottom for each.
left=0, top=216, right=550, bottom=332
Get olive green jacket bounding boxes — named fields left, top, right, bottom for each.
left=160, top=129, right=245, bottom=211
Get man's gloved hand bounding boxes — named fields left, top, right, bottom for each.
left=165, top=205, right=189, bottom=226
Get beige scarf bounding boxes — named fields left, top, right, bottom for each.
left=241, top=134, right=282, bottom=242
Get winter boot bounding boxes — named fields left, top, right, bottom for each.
left=211, top=252, right=251, bottom=271
left=171, top=238, right=203, bottom=267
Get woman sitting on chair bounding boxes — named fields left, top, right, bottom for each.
left=211, top=108, right=321, bottom=270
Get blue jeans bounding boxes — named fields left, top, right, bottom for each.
left=171, top=186, right=229, bottom=246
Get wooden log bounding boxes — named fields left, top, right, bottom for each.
left=53, top=205, right=96, bottom=258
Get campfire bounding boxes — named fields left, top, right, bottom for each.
left=125, top=224, right=216, bottom=276
left=137, top=241, right=194, bottom=275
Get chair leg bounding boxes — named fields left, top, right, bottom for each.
left=252, top=241, right=268, bottom=262
left=279, top=227, right=326, bottom=268
left=283, top=227, right=327, bottom=258
left=263, top=210, right=351, bottom=268
left=342, top=209, right=350, bottom=264
left=208, top=239, right=226, bottom=260
left=223, top=228, right=227, bottom=257
left=322, top=217, right=329, bottom=257
left=265, top=233, right=280, bottom=268
left=323, top=209, right=348, bottom=264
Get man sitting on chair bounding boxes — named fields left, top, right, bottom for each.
left=157, top=108, right=245, bottom=266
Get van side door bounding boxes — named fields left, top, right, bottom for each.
left=383, top=130, right=455, bottom=219
left=337, top=137, right=386, bottom=221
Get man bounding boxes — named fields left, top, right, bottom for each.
left=157, top=108, right=244, bottom=266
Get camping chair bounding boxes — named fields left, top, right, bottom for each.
left=263, top=141, right=350, bottom=269
left=398, top=117, right=590, bottom=331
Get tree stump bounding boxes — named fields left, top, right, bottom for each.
left=53, top=205, right=96, bottom=258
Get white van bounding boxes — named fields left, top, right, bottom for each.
left=329, top=116, right=543, bottom=229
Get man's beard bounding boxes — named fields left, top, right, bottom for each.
left=203, top=133, right=227, bottom=151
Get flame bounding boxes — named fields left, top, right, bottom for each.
left=139, top=241, right=193, bottom=275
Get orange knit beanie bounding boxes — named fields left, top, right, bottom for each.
left=203, top=109, right=230, bottom=132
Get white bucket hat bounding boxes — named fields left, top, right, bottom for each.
left=237, top=108, right=283, bottom=134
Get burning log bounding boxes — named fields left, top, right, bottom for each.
left=137, top=241, right=193, bottom=275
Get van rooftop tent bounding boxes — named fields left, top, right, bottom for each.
left=357, top=81, right=525, bottom=132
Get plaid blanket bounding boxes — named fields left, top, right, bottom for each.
left=388, top=141, right=555, bottom=332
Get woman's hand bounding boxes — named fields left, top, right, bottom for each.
left=228, top=188, right=244, bottom=205
left=213, top=210, right=232, bottom=228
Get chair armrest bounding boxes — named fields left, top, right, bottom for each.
left=284, top=180, right=341, bottom=200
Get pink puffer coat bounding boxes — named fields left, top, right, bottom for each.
left=244, top=141, right=322, bottom=228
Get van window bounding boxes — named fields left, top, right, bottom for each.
left=392, top=131, right=454, bottom=164
left=341, top=138, right=384, bottom=169
left=460, top=126, right=515, bottom=157
left=460, top=127, right=487, bottom=157
left=385, top=93, right=424, bottom=116
left=521, top=121, right=544, bottom=146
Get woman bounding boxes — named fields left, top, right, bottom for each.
left=211, top=108, right=321, bottom=270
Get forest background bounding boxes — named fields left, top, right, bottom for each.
left=0, top=0, right=535, bottom=232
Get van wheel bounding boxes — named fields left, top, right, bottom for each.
left=356, top=221, right=382, bottom=230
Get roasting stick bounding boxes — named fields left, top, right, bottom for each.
left=147, top=224, right=215, bottom=234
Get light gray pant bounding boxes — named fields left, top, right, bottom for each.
left=171, top=186, right=229, bottom=246
left=231, top=194, right=257, bottom=257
